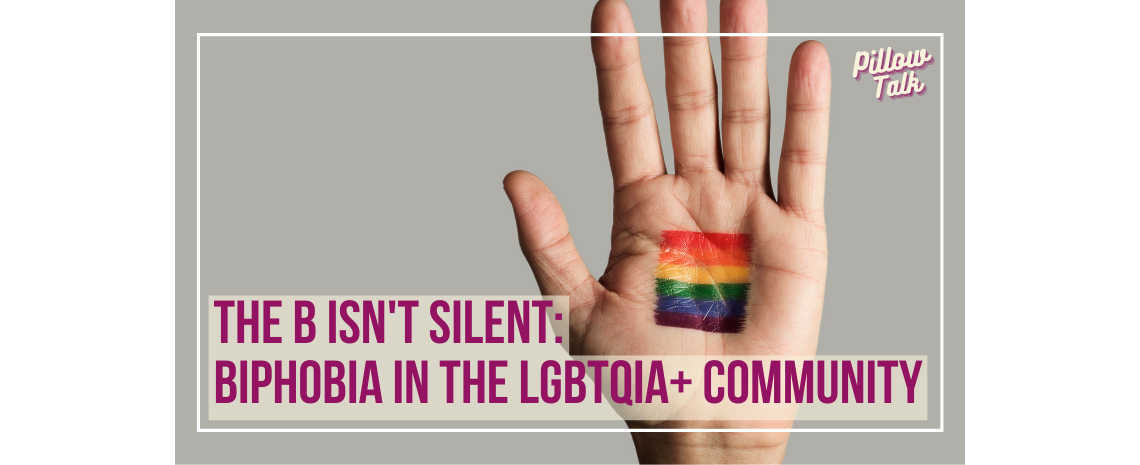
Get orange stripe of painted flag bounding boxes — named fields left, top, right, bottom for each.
left=660, top=230, right=751, bottom=251
left=655, top=263, right=751, bottom=284
left=658, top=249, right=752, bottom=267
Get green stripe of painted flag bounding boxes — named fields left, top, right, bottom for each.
left=655, top=278, right=750, bottom=301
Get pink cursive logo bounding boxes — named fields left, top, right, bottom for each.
left=852, top=47, right=934, bottom=100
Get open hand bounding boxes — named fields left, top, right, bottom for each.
left=504, top=1, right=830, bottom=462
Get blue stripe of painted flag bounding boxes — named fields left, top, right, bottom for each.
left=655, top=295, right=748, bottom=318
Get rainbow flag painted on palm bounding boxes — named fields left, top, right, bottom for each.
left=654, top=230, right=752, bottom=333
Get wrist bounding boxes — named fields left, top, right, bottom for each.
left=630, top=431, right=789, bottom=464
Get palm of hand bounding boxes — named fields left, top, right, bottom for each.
left=581, top=174, right=826, bottom=361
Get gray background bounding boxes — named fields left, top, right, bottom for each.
left=178, top=1, right=963, bottom=463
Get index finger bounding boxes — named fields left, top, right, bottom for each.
left=591, top=0, right=666, bottom=189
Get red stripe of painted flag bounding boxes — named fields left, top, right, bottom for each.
left=660, top=230, right=752, bottom=251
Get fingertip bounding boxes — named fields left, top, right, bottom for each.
left=503, top=170, right=556, bottom=206
left=789, top=40, right=832, bottom=98
left=503, top=169, right=538, bottom=196
left=796, top=40, right=829, bottom=56
left=503, top=169, right=533, bottom=189
left=591, top=0, right=639, bottom=68
left=591, top=0, right=634, bottom=33
left=791, top=40, right=831, bottom=75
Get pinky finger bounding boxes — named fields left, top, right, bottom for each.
left=777, top=40, right=831, bottom=225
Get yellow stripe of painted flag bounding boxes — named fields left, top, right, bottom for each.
left=655, top=264, right=751, bottom=285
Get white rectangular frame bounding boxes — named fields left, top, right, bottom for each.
left=196, top=32, right=945, bottom=433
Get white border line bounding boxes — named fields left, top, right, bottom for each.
left=196, top=32, right=945, bottom=433
left=938, top=32, right=945, bottom=435
left=197, top=428, right=944, bottom=433
left=195, top=33, right=202, bottom=433
left=200, top=32, right=942, bottom=37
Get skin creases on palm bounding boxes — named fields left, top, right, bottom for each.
left=553, top=172, right=827, bottom=437
left=577, top=173, right=827, bottom=364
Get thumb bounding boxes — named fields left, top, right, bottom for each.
left=503, top=170, right=599, bottom=321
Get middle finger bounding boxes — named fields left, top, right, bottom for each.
left=661, top=0, right=721, bottom=176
